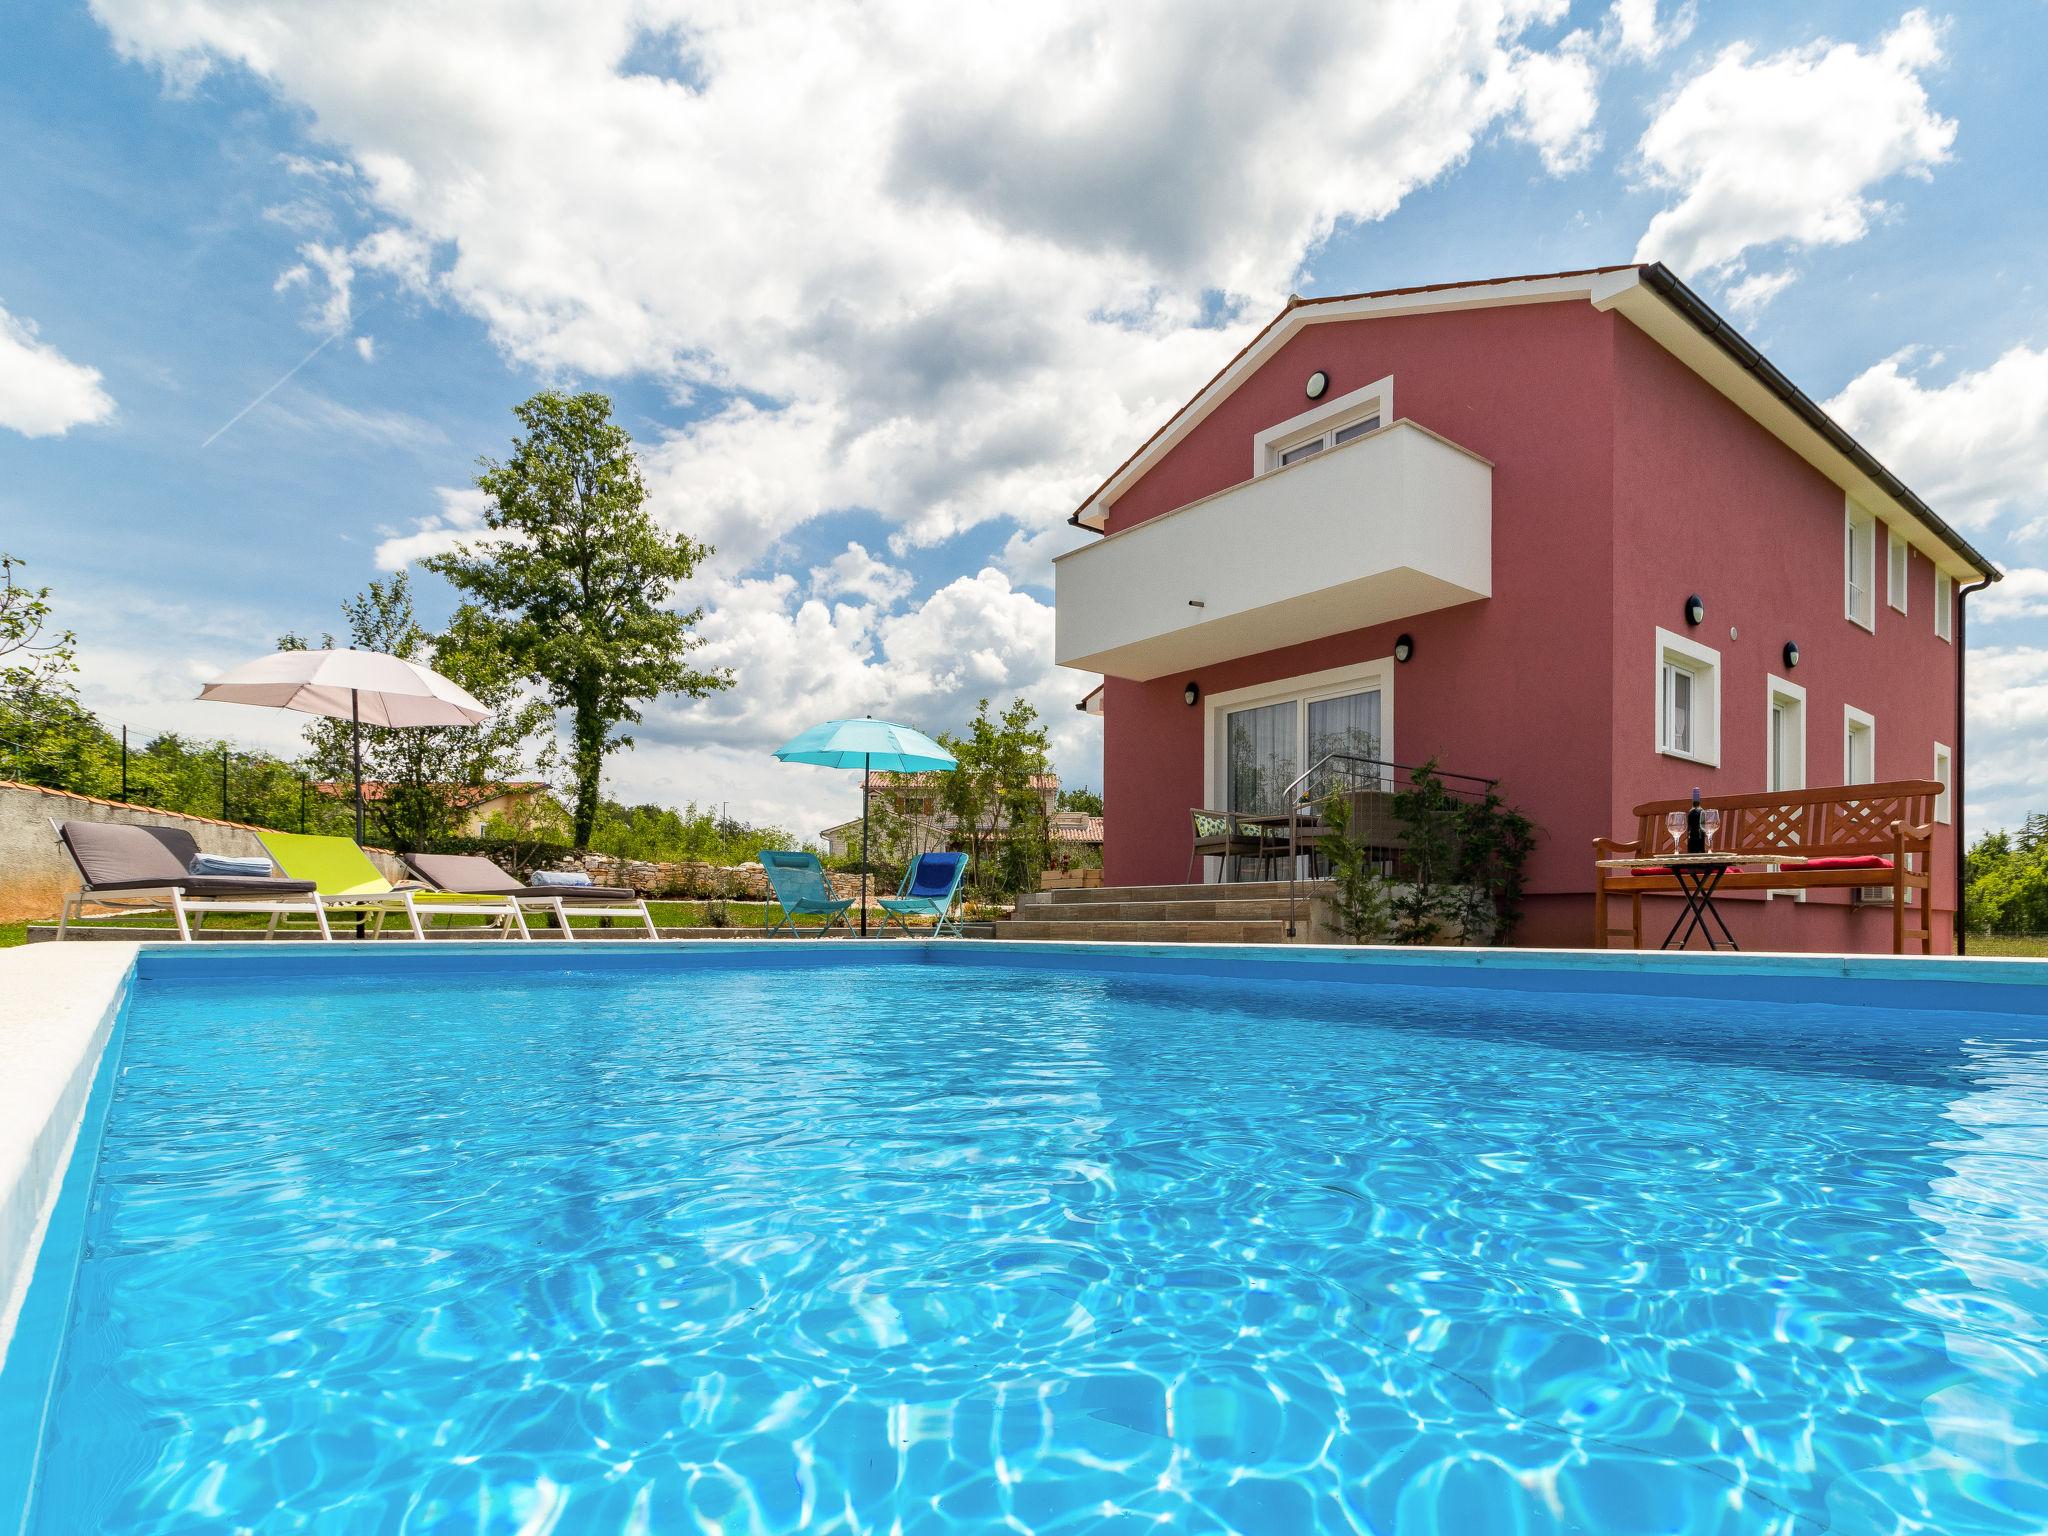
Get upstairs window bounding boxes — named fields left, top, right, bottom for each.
left=1273, top=412, right=1381, bottom=469
left=1845, top=505, right=1876, bottom=630
left=1887, top=529, right=1909, bottom=613
left=1935, top=570, right=1953, bottom=642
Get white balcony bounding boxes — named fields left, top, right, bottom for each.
left=1054, top=419, right=1492, bottom=680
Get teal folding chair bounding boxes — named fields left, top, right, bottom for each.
left=878, top=851, right=970, bottom=937
left=759, top=850, right=857, bottom=937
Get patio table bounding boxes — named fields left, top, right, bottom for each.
left=1595, top=854, right=1811, bottom=952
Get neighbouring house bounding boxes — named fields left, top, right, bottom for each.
left=314, top=779, right=558, bottom=837
left=821, top=772, right=1065, bottom=858
left=1050, top=810, right=1105, bottom=854
left=1054, top=264, right=2000, bottom=952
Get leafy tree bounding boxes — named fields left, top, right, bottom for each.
left=1056, top=786, right=1103, bottom=816
left=1318, top=790, right=1390, bottom=943
left=286, top=572, right=559, bottom=852
left=426, top=391, right=732, bottom=846
left=940, top=697, right=1052, bottom=896
left=1965, top=824, right=2048, bottom=935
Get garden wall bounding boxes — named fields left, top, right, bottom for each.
left=0, top=781, right=406, bottom=923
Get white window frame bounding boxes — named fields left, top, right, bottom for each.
left=1655, top=627, right=1720, bottom=766
left=1845, top=503, right=1876, bottom=632
left=1765, top=675, right=1808, bottom=898
left=1887, top=528, right=1909, bottom=614
left=1935, top=570, right=1953, bottom=642
left=1765, top=675, right=1806, bottom=794
left=1843, top=705, right=1876, bottom=785
left=1202, top=658, right=1396, bottom=809
left=1251, top=375, right=1395, bottom=477
left=1934, top=742, right=1952, bottom=824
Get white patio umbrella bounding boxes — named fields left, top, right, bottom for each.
left=197, top=648, right=491, bottom=842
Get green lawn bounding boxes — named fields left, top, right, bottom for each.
left=1960, top=934, right=2048, bottom=958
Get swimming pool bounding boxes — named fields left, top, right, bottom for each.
left=5, top=941, right=2048, bottom=1532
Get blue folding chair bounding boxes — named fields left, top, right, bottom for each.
left=878, top=851, right=970, bottom=937
left=759, top=850, right=857, bottom=937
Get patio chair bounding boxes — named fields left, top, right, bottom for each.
left=257, top=830, right=529, bottom=940
left=403, top=852, right=659, bottom=939
left=1186, top=808, right=1281, bottom=883
left=759, top=850, right=856, bottom=937
left=877, top=851, right=970, bottom=937
left=53, top=819, right=330, bottom=941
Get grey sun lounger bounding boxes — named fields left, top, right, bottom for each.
left=54, top=819, right=331, bottom=941
left=401, top=853, right=660, bottom=939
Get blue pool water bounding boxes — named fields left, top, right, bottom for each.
left=20, top=956, right=2048, bottom=1532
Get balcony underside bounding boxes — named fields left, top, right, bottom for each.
left=1060, top=566, right=1485, bottom=679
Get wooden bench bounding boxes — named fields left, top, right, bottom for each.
left=1593, top=780, right=1942, bottom=954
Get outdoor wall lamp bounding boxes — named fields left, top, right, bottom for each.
left=1393, top=634, right=1414, bottom=663
left=1184, top=681, right=1201, bottom=707
left=1784, top=640, right=1800, bottom=669
left=1305, top=369, right=1329, bottom=399
left=1684, top=594, right=1705, bottom=626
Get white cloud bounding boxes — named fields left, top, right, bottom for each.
left=372, top=486, right=500, bottom=571
left=1970, top=569, right=2048, bottom=626
left=1826, top=345, right=2048, bottom=531
left=1633, top=11, right=1954, bottom=283
left=808, top=542, right=913, bottom=608
left=354, top=334, right=375, bottom=361
left=1507, top=36, right=1603, bottom=175
left=272, top=240, right=354, bottom=331
left=1962, top=645, right=2048, bottom=834
left=261, top=386, right=444, bottom=448
left=0, top=303, right=116, bottom=438
left=1722, top=266, right=1794, bottom=318
left=1607, top=0, right=1694, bottom=62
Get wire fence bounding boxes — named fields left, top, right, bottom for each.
left=0, top=713, right=355, bottom=836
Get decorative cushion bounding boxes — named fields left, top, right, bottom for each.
left=531, top=870, right=595, bottom=887
left=1798, top=855, right=1894, bottom=871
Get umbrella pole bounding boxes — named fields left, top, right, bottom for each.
left=860, top=753, right=870, bottom=938
left=351, top=688, right=366, bottom=845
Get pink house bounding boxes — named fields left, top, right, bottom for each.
left=1054, top=265, right=2001, bottom=952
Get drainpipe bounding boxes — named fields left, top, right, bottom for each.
left=1955, top=575, right=1994, bottom=954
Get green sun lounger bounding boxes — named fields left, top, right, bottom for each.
left=257, top=831, right=530, bottom=940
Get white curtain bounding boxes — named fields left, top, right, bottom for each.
left=1226, top=700, right=1298, bottom=813
left=1307, top=690, right=1380, bottom=796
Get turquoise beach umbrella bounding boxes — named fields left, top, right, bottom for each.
left=774, top=717, right=957, bottom=935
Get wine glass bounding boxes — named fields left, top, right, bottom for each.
left=1665, top=810, right=1686, bottom=853
left=1700, top=808, right=1722, bottom=852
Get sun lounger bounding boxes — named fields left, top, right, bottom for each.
left=53, top=819, right=329, bottom=941
left=257, top=830, right=529, bottom=940
left=758, top=850, right=856, bottom=937
left=877, top=851, right=969, bottom=937
left=402, top=853, right=659, bottom=939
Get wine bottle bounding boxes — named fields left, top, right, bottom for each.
left=1685, top=787, right=1706, bottom=854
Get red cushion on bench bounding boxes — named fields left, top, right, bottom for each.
left=1634, top=865, right=1672, bottom=875
left=1796, top=855, right=1893, bottom=871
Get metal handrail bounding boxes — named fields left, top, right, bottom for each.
left=1274, top=754, right=1498, bottom=938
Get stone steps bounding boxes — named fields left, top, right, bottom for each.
left=992, top=918, right=1293, bottom=944
left=1018, top=879, right=1316, bottom=907
left=996, top=879, right=1324, bottom=943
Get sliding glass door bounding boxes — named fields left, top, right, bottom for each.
left=1224, top=686, right=1383, bottom=812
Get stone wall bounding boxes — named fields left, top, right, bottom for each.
left=0, top=780, right=407, bottom=923
left=551, top=852, right=875, bottom=904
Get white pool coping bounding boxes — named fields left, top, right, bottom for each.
left=0, top=944, right=134, bottom=1365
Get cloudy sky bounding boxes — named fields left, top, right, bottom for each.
left=3, top=0, right=2045, bottom=837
